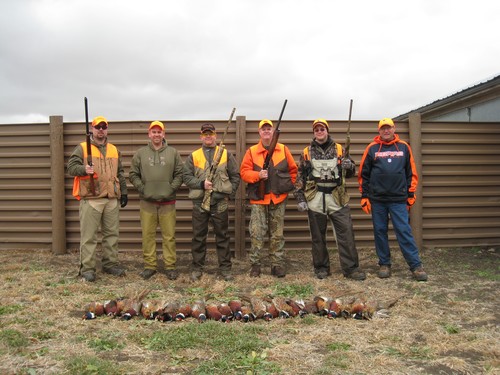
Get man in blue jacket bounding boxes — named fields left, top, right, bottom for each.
left=358, top=118, right=427, bottom=281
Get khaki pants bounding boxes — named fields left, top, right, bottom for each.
left=140, top=200, right=177, bottom=270
left=79, top=198, right=120, bottom=274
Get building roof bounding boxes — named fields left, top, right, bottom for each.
left=394, top=74, right=500, bottom=121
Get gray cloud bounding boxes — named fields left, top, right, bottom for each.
left=0, top=0, right=498, bottom=124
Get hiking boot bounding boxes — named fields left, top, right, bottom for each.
left=190, top=270, right=202, bottom=282
left=81, top=271, right=96, bottom=282
left=345, top=270, right=366, bottom=281
left=165, top=269, right=178, bottom=280
left=271, top=265, right=286, bottom=278
left=378, top=265, right=391, bottom=279
left=412, top=266, right=428, bottom=282
left=316, top=271, right=329, bottom=280
left=139, top=269, right=156, bottom=280
left=103, top=266, right=126, bottom=277
left=249, top=265, right=261, bottom=277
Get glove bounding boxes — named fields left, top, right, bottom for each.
left=341, top=158, right=353, bottom=170
left=360, top=198, right=371, bottom=215
left=297, top=201, right=308, bottom=212
left=407, top=196, right=416, bottom=210
left=120, top=195, right=128, bottom=208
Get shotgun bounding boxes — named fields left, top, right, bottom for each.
left=341, top=99, right=353, bottom=195
left=84, top=97, right=96, bottom=195
left=257, top=99, right=288, bottom=200
left=200, top=107, right=236, bottom=212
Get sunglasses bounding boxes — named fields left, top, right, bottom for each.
left=314, top=127, right=327, bottom=133
left=94, top=124, right=108, bottom=130
left=201, top=132, right=216, bottom=137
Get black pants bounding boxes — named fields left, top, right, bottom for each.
left=191, top=201, right=231, bottom=272
left=307, top=205, right=360, bottom=275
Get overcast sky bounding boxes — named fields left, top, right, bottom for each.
left=0, top=0, right=498, bottom=124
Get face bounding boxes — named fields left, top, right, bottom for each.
left=92, top=123, right=108, bottom=143
left=200, top=131, right=217, bottom=147
left=258, top=124, right=274, bottom=144
left=313, top=125, right=328, bottom=143
left=378, top=125, right=396, bottom=142
left=148, top=126, right=165, bottom=146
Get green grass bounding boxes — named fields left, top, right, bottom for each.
left=273, top=283, right=314, bottom=298
left=0, top=329, right=29, bottom=349
left=440, top=322, right=460, bottom=334
left=476, top=270, right=500, bottom=281
left=326, top=342, right=351, bottom=351
left=88, top=333, right=125, bottom=351
left=133, top=321, right=279, bottom=373
left=66, top=355, right=123, bottom=375
left=0, top=304, right=23, bottom=316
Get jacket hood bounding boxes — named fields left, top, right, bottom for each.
left=373, top=133, right=400, bottom=145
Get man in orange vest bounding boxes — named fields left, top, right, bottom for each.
left=240, top=119, right=298, bottom=278
left=295, top=119, right=365, bottom=280
left=183, top=123, right=240, bottom=281
left=67, top=116, right=128, bottom=282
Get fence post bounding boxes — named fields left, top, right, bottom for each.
left=408, top=112, right=423, bottom=250
left=234, top=116, right=247, bottom=259
left=49, top=116, right=67, bottom=254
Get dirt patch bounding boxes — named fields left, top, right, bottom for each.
left=0, top=246, right=498, bottom=374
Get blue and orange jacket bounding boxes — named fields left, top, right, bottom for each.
left=358, top=133, right=418, bottom=203
left=240, top=141, right=298, bottom=205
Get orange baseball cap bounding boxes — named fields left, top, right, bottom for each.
left=149, top=121, right=165, bottom=131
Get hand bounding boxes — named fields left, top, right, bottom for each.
left=297, top=202, right=308, bottom=212
left=341, top=158, right=353, bottom=170
left=120, top=195, right=128, bottom=208
left=204, top=180, right=213, bottom=190
left=407, top=196, right=416, bottom=210
left=85, top=164, right=94, bottom=175
left=259, top=169, right=268, bottom=180
left=360, top=198, right=371, bottom=214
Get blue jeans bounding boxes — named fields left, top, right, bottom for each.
left=371, top=201, right=422, bottom=271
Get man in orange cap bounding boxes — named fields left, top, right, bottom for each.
left=295, top=119, right=365, bottom=280
left=240, top=119, right=298, bottom=278
left=129, top=121, right=184, bottom=280
left=67, top=116, right=128, bottom=282
left=358, top=118, right=427, bottom=281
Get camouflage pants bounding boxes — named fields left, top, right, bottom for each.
left=249, top=199, right=287, bottom=267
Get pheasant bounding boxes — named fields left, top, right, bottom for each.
left=327, top=298, right=343, bottom=319
left=103, top=300, right=120, bottom=317
left=217, top=303, right=233, bottom=323
left=140, top=300, right=163, bottom=320
left=228, top=300, right=243, bottom=320
left=191, top=300, right=207, bottom=323
left=83, top=301, right=104, bottom=320
left=314, top=296, right=331, bottom=316
left=118, top=288, right=151, bottom=320
left=302, top=300, right=319, bottom=315
left=160, top=301, right=180, bottom=322
left=250, top=296, right=272, bottom=321
left=240, top=304, right=255, bottom=322
left=206, top=303, right=223, bottom=321
left=346, top=298, right=366, bottom=320
left=272, top=297, right=295, bottom=319
left=175, top=303, right=192, bottom=321
left=285, top=299, right=302, bottom=318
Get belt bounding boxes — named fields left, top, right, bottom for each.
left=317, top=186, right=335, bottom=194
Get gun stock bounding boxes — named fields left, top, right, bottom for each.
left=257, top=99, right=287, bottom=200
left=200, top=108, right=236, bottom=211
left=84, top=97, right=96, bottom=195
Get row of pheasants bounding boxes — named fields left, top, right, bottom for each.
left=83, top=289, right=393, bottom=322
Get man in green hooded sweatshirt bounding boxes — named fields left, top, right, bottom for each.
left=129, top=121, right=184, bottom=280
